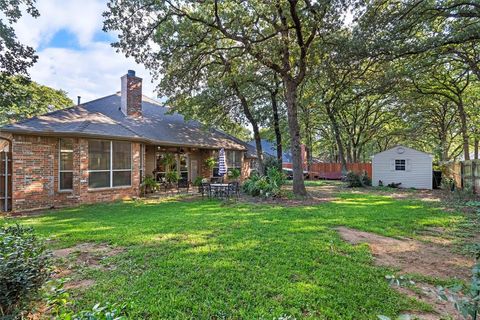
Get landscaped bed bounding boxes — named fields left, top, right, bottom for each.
left=2, top=185, right=477, bottom=319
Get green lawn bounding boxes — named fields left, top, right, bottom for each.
left=2, top=193, right=464, bottom=319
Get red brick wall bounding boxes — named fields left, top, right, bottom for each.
left=9, top=134, right=141, bottom=212
left=6, top=133, right=250, bottom=212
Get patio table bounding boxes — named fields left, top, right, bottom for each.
left=209, top=183, right=229, bottom=198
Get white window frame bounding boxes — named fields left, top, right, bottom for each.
left=59, top=138, right=74, bottom=191
left=88, top=140, right=132, bottom=189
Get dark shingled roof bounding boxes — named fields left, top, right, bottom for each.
left=0, top=93, right=247, bottom=150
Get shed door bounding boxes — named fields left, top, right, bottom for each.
left=0, top=151, right=12, bottom=212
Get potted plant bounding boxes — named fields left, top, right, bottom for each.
left=193, top=176, right=204, bottom=193
left=161, top=153, right=176, bottom=171
left=205, top=157, right=216, bottom=174
left=228, top=168, right=241, bottom=181
left=165, top=170, right=179, bottom=184
left=141, top=175, right=159, bottom=195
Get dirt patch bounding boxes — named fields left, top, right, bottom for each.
left=336, top=227, right=473, bottom=281
left=52, top=243, right=123, bottom=261
left=64, top=279, right=96, bottom=290
left=52, top=243, right=123, bottom=289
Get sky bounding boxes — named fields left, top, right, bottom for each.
left=14, top=0, right=156, bottom=103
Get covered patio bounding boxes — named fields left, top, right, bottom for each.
left=143, top=145, right=250, bottom=192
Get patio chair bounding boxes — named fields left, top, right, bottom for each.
left=200, top=183, right=211, bottom=198
left=177, top=178, right=189, bottom=194
left=210, top=177, right=223, bottom=184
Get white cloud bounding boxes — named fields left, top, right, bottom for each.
left=30, top=44, right=156, bottom=102
left=16, top=0, right=106, bottom=49
left=13, top=0, right=157, bottom=102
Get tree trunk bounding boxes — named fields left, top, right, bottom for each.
left=284, top=79, right=307, bottom=196
left=326, top=105, right=348, bottom=175
left=231, top=81, right=265, bottom=174
left=271, top=90, right=283, bottom=168
left=457, top=99, right=470, bottom=160
left=475, top=138, right=479, bottom=160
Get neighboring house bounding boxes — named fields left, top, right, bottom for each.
left=0, top=70, right=254, bottom=212
left=247, top=139, right=293, bottom=163
left=372, top=146, right=433, bottom=189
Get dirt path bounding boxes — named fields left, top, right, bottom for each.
left=337, top=227, right=474, bottom=319
left=337, top=227, right=472, bottom=280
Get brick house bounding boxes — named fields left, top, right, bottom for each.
left=0, top=71, right=255, bottom=213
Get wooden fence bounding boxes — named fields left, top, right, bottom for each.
left=445, top=160, right=480, bottom=193
left=283, top=162, right=372, bottom=180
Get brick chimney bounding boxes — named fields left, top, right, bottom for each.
left=121, top=70, right=142, bottom=117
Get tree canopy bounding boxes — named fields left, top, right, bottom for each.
left=104, top=0, right=480, bottom=192
left=0, top=0, right=39, bottom=75
left=0, top=74, right=73, bottom=125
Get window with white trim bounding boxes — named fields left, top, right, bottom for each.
left=88, top=140, right=131, bottom=188
left=395, top=159, right=406, bottom=171
left=59, top=139, right=73, bottom=190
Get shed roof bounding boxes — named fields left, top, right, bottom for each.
left=372, top=145, right=433, bottom=158
left=0, top=93, right=247, bottom=150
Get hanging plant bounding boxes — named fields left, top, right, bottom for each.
left=205, top=157, right=216, bottom=170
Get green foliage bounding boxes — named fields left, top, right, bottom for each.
left=73, top=302, right=130, bottom=320
left=227, top=168, right=241, bottom=180
left=441, top=177, right=456, bottom=191
left=0, top=74, right=73, bottom=124
left=43, top=280, right=129, bottom=319
left=0, top=224, right=51, bottom=317
left=140, top=175, right=159, bottom=194
left=160, top=153, right=175, bottom=170
left=346, top=171, right=371, bottom=188
left=204, top=157, right=216, bottom=170
left=165, top=170, right=179, bottom=183
left=193, top=176, right=203, bottom=187
left=385, top=275, right=415, bottom=288
left=263, top=156, right=282, bottom=172
left=0, top=1, right=39, bottom=75
left=437, top=244, right=480, bottom=319
left=243, top=167, right=286, bottom=198
left=43, top=279, right=71, bottom=318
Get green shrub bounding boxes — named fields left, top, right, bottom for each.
left=0, top=224, right=51, bottom=317
left=437, top=244, right=479, bottom=319
left=228, top=168, right=241, bottom=180
left=73, top=302, right=130, bottom=320
left=264, top=156, right=282, bottom=172
left=165, top=170, right=179, bottom=183
left=140, top=175, right=159, bottom=194
left=193, top=176, right=203, bottom=186
left=346, top=171, right=371, bottom=188
left=243, top=167, right=286, bottom=198
left=204, top=157, right=216, bottom=170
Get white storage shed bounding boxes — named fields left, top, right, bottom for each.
left=372, top=146, right=433, bottom=189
